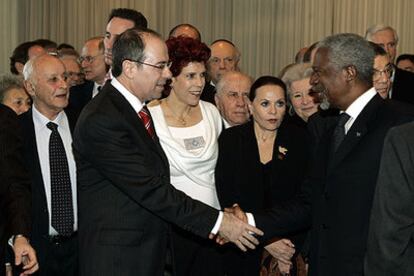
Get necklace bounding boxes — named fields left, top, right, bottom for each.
left=163, top=100, right=191, bottom=126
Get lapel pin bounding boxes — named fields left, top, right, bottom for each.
left=356, top=132, right=361, bottom=137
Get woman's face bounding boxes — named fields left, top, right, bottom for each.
left=2, top=87, right=31, bottom=115
left=289, top=77, right=319, bottom=122
left=171, top=62, right=206, bottom=107
left=249, top=84, right=286, bottom=131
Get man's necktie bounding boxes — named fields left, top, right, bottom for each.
left=331, top=113, right=350, bottom=153
left=138, top=106, right=155, bottom=139
left=47, top=122, right=74, bottom=236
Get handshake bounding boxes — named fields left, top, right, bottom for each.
left=209, top=204, right=264, bottom=252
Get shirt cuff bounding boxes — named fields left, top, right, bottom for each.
left=210, top=211, right=223, bottom=235
left=246, top=213, right=256, bottom=227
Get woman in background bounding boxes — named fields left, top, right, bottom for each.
left=0, top=75, right=31, bottom=115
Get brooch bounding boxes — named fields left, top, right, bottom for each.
left=278, top=146, right=288, bottom=160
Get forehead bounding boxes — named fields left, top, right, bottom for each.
left=223, top=76, right=251, bottom=91
left=374, top=55, right=390, bottom=69
left=83, top=40, right=101, bottom=53
left=28, top=45, right=46, bottom=59
left=36, top=56, right=65, bottom=76
left=106, top=17, right=135, bottom=35
left=255, top=84, right=285, bottom=98
left=372, top=29, right=395, bottom=43
left=142, top=35, right=169, bottom=62
left=174, top=26, right=198, bottom=38
left=211, top=42, right=236, bottom=57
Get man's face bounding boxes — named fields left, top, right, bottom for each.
left=61, top=58, right=81, bottom=87
left=310, top=48, right=349, bottom=110
left=81, top=40, right=107, bottom=83
left=215, top=75, right=251, bottom=126
left=104, top=17, right=135, bottom=66
left=373, top=55, right=392, bottom=99
left=208, top=42, right=238, bottom=84
left=25, top=56, right=69, bottom=119
left=397, top=59, right=414, bottom=73
left=129, top=35, right=172, bottom=102
left=371, top=29, right=397, bottom=64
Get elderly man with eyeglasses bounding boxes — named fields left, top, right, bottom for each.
left=68, top=37, right=108, bottom=111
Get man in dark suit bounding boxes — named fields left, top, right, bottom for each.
left=202, top=39, right=241, bottom=104
left=20, top=54, right=78, bottom=275
left=0, top=104, right=38, bottom=275
left=69, top=37, right=108, bottom=111
left=232, top=33, right=414, bottom=276
left=364, top=122, right=414, bottom=276
left=365, top=24, right=414, bottom=105
left=73, top=28, right=262, bottom=276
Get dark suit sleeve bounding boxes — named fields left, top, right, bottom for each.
left=364, top=124, right=414, bottom=276
left=74, top=111, right=218, bottom=237
left=215, top=129, right=243, bottom=208
left=0, top=106, right=31, bottom=237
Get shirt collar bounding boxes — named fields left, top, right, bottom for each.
left=32, top=104, right=66, bottom=129
left=111, top=77, right=144, bottom=113
left=344, top=87, right=377, bottom=119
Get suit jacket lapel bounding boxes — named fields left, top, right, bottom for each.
left=106, top=85, right=169, bottom=167
left=329, top=95, right=384, bottom=170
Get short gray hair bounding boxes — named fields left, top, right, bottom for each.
left=365, top=24, right=399, bottom=44
left=23, top=57, right=36, bottom=81
left=317, top=33, right=375, bottom=85
left=215, top=71, right=251, bottom=96
left=281, top=63, right=313, bottom=95
left=0, top=74, right=24, bottom=102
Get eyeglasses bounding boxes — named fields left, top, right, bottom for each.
left=373, top=64, right=394, bottom=81
left=78, top=54, right=103, bottom=64
left=126, top=59, right=172, bottom=70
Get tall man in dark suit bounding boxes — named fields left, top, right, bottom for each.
left=365, top=122, right=414, bottom=276
left=73, top=28, right=263, bottom=276
left=0, top=104, right=38, bottom=275
left=20, top=54, right=78, bottom=275
left=232, top=33, right=414, bottom=276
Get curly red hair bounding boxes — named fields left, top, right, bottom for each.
left=166, top=36, right=211, bottom=77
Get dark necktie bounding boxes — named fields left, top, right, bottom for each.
left=47, top=122, right=74, bottom=236
left=331, top=113, right=350, bottom=153
left=138, top=106, right=155, bottom=139
left=97, top=85, right=102, bottom=92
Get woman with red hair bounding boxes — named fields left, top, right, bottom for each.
left=148, top=37, right=223, bottom=275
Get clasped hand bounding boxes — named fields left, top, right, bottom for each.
left=209, top=204, right=264, bottom=252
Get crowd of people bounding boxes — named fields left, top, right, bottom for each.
left=1, top=7, right=414, bottom=276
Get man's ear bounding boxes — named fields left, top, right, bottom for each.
left=23, top=80, right=35, bottom=97
left=122, top=60, right=136, bottom=79
left=344, top=65, right=357, bottom=82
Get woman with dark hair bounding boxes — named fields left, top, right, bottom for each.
left=215, top=76, right=309, bottom=276
left=148, top=37, right=223, bottom=275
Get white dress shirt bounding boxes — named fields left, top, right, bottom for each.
left=32, top=105, right=78, bottom=235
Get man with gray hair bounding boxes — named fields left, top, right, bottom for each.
left=366, top=23, right=414, bottom=104
left=230, top=33, right=414, bottom=276
left=215, top=71, right=251, bottom=128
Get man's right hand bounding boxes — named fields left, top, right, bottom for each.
left=13, top=236, right=39, bottom=275
left=215, top=211, right=263, bottom=252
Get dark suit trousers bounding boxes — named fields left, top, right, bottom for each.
left=171, top=226, right=224, bottom=276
